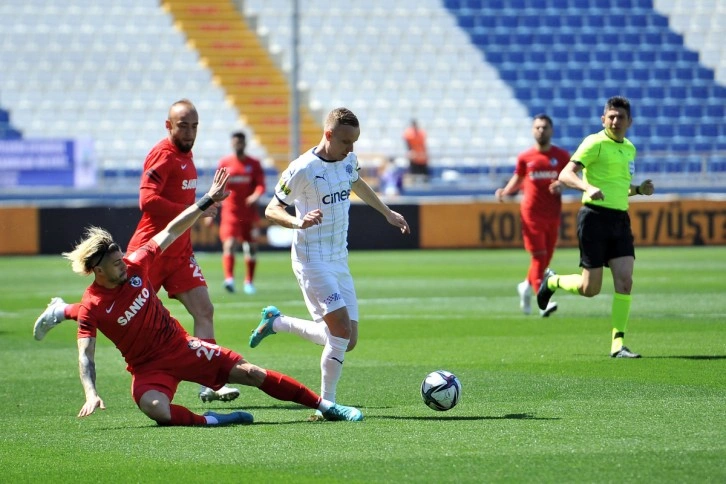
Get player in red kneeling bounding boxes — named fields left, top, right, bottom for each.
left=496, top=114, right=570, bottom=317
left=61, top=168, right=362, bottom=426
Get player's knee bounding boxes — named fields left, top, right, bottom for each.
left=139, top=395, right=171, bottom=424
left=614, top=277, right=633, bottom=294
left=581, top=284, right=601, bottom=297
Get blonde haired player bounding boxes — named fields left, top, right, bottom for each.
left=249, top=107, right=410, bottom=419
left=62, top=167, right=362, bottom=425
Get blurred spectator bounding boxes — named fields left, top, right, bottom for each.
left=403, top=119, right=429, bottom=182
left=378, top=156, right=405, bottom=196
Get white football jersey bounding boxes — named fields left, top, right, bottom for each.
left=274, top=148, right=360, bottom=262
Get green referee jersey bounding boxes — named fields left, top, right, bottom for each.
left=571, top=130, right=636, bottom=211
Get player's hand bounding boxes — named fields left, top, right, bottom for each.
left=299, top=209, right=323, bottom=229
left=494, top=188, right=506, bottom=202
left=78, top=396, right=106, bottom=418
left=549, top=180, right=562, bottom=195
left=639, top=179, right=654, bottom=196
left=586, top=185, right=604, bottom=200
left=208, top=168, right=231, bottom=203
left=387, top=210, right=410, bottom=234
left=203, top=217, right=214, bottom=227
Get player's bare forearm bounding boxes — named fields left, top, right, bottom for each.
left=77, top=337, right=99, bottom=400
left=558, top=162, right=588, bottom=191
left=352, top=178, right=409, bottom=233
left=352, top=177, right=391, bottom=216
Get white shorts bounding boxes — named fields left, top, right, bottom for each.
left=292, top=258, right=358, bottom=323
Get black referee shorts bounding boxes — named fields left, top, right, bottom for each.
left=577, top=203, right=635, bottom=269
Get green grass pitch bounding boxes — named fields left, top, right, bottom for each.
left=1, top=247, right=724, bottom=483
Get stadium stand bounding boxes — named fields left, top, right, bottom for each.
left=1, top=0, right=724, bottom=202
left=162, top=0, right=321, bottom=167
left=0, top=108, right=22, bottom=140
left=444, top=0, right=725, bottom=175
left=242, top=0, right=534, bottom=172
left=0, top=0, right=265, bottom=173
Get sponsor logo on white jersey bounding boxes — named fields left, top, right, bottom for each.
left=322, top=189, right=351, bottom=205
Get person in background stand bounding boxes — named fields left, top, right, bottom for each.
left=403, top=119, right=429, bottom=183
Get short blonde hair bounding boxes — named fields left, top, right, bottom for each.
left=324, top=107, right=359, bottom=130
left=62, top=226, right=119, bottom=275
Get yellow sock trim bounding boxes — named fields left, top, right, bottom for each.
left=611, top=293, right=632, bottom=353
left=549, top=274, right=582, bottom=295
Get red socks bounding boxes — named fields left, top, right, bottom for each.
left=245, top=258, right=256, bottom=283
left=223, top=253, right=234, bottom=280
left=166, top=404, right=206, bottom=426
left=528, top=252, right=549, bottom=290
left=65, top=303, right=80, bottom=321
left=260, top=369, right=321, bottom=409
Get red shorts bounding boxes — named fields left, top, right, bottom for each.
left=521, top=217, right=560, bottom=254
left=219, top=215, right=259, bottom=242
left=148, top=254, right=207, bottom=298
left=131, top=337, right=242, bottom=404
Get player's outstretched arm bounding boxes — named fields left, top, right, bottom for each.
left=152, top=168, right=230, bottom=251
left=77, top=337, right=106, bottom=417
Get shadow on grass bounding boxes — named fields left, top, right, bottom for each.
left=647, top=355, right=726, bottom=360
left=375, top=413, right=559, bottom=421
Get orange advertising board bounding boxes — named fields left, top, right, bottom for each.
left=0, top=207, right=39, bottom=254
left=420, top=199, right=726, bottom=249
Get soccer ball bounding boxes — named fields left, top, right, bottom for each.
left=420, top=370, right=461, bottom=411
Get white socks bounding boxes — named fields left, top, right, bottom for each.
left=320, top=335, right=349, bottom=403
left=273, top=315, right=328, bottom=346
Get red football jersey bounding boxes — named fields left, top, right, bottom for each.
left=127, top=138, right=197, bottom=258
left=77, top=241, right=187, bottom=371
left=217, top=154, right=265, bottom=220
left=515, top=145, right=570, bottom=220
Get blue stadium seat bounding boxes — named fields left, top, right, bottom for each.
left=677, top=124, right=697, bottom=139
left=651, top=67, right=670, bottom=81
left=698, top=124, right=720, bottom=138
left=542, top=16, right=562, bottom=28
left=683, top=105, right=703, bottom=119
left=551, top=105, right=569, bottom=120
left=668, top=86, right=688, bottom=99
left=446, top=0, right=726, bottom=175
left=660, top=104, right=681, bottom=119
left=655, top=124, right=676, bottom=138
left=705, top=104, right=724, bottom=119
left=638, top=105, right=658, bottom=119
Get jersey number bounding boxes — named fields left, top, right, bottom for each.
left=196, top=341, right=221, bottom=361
